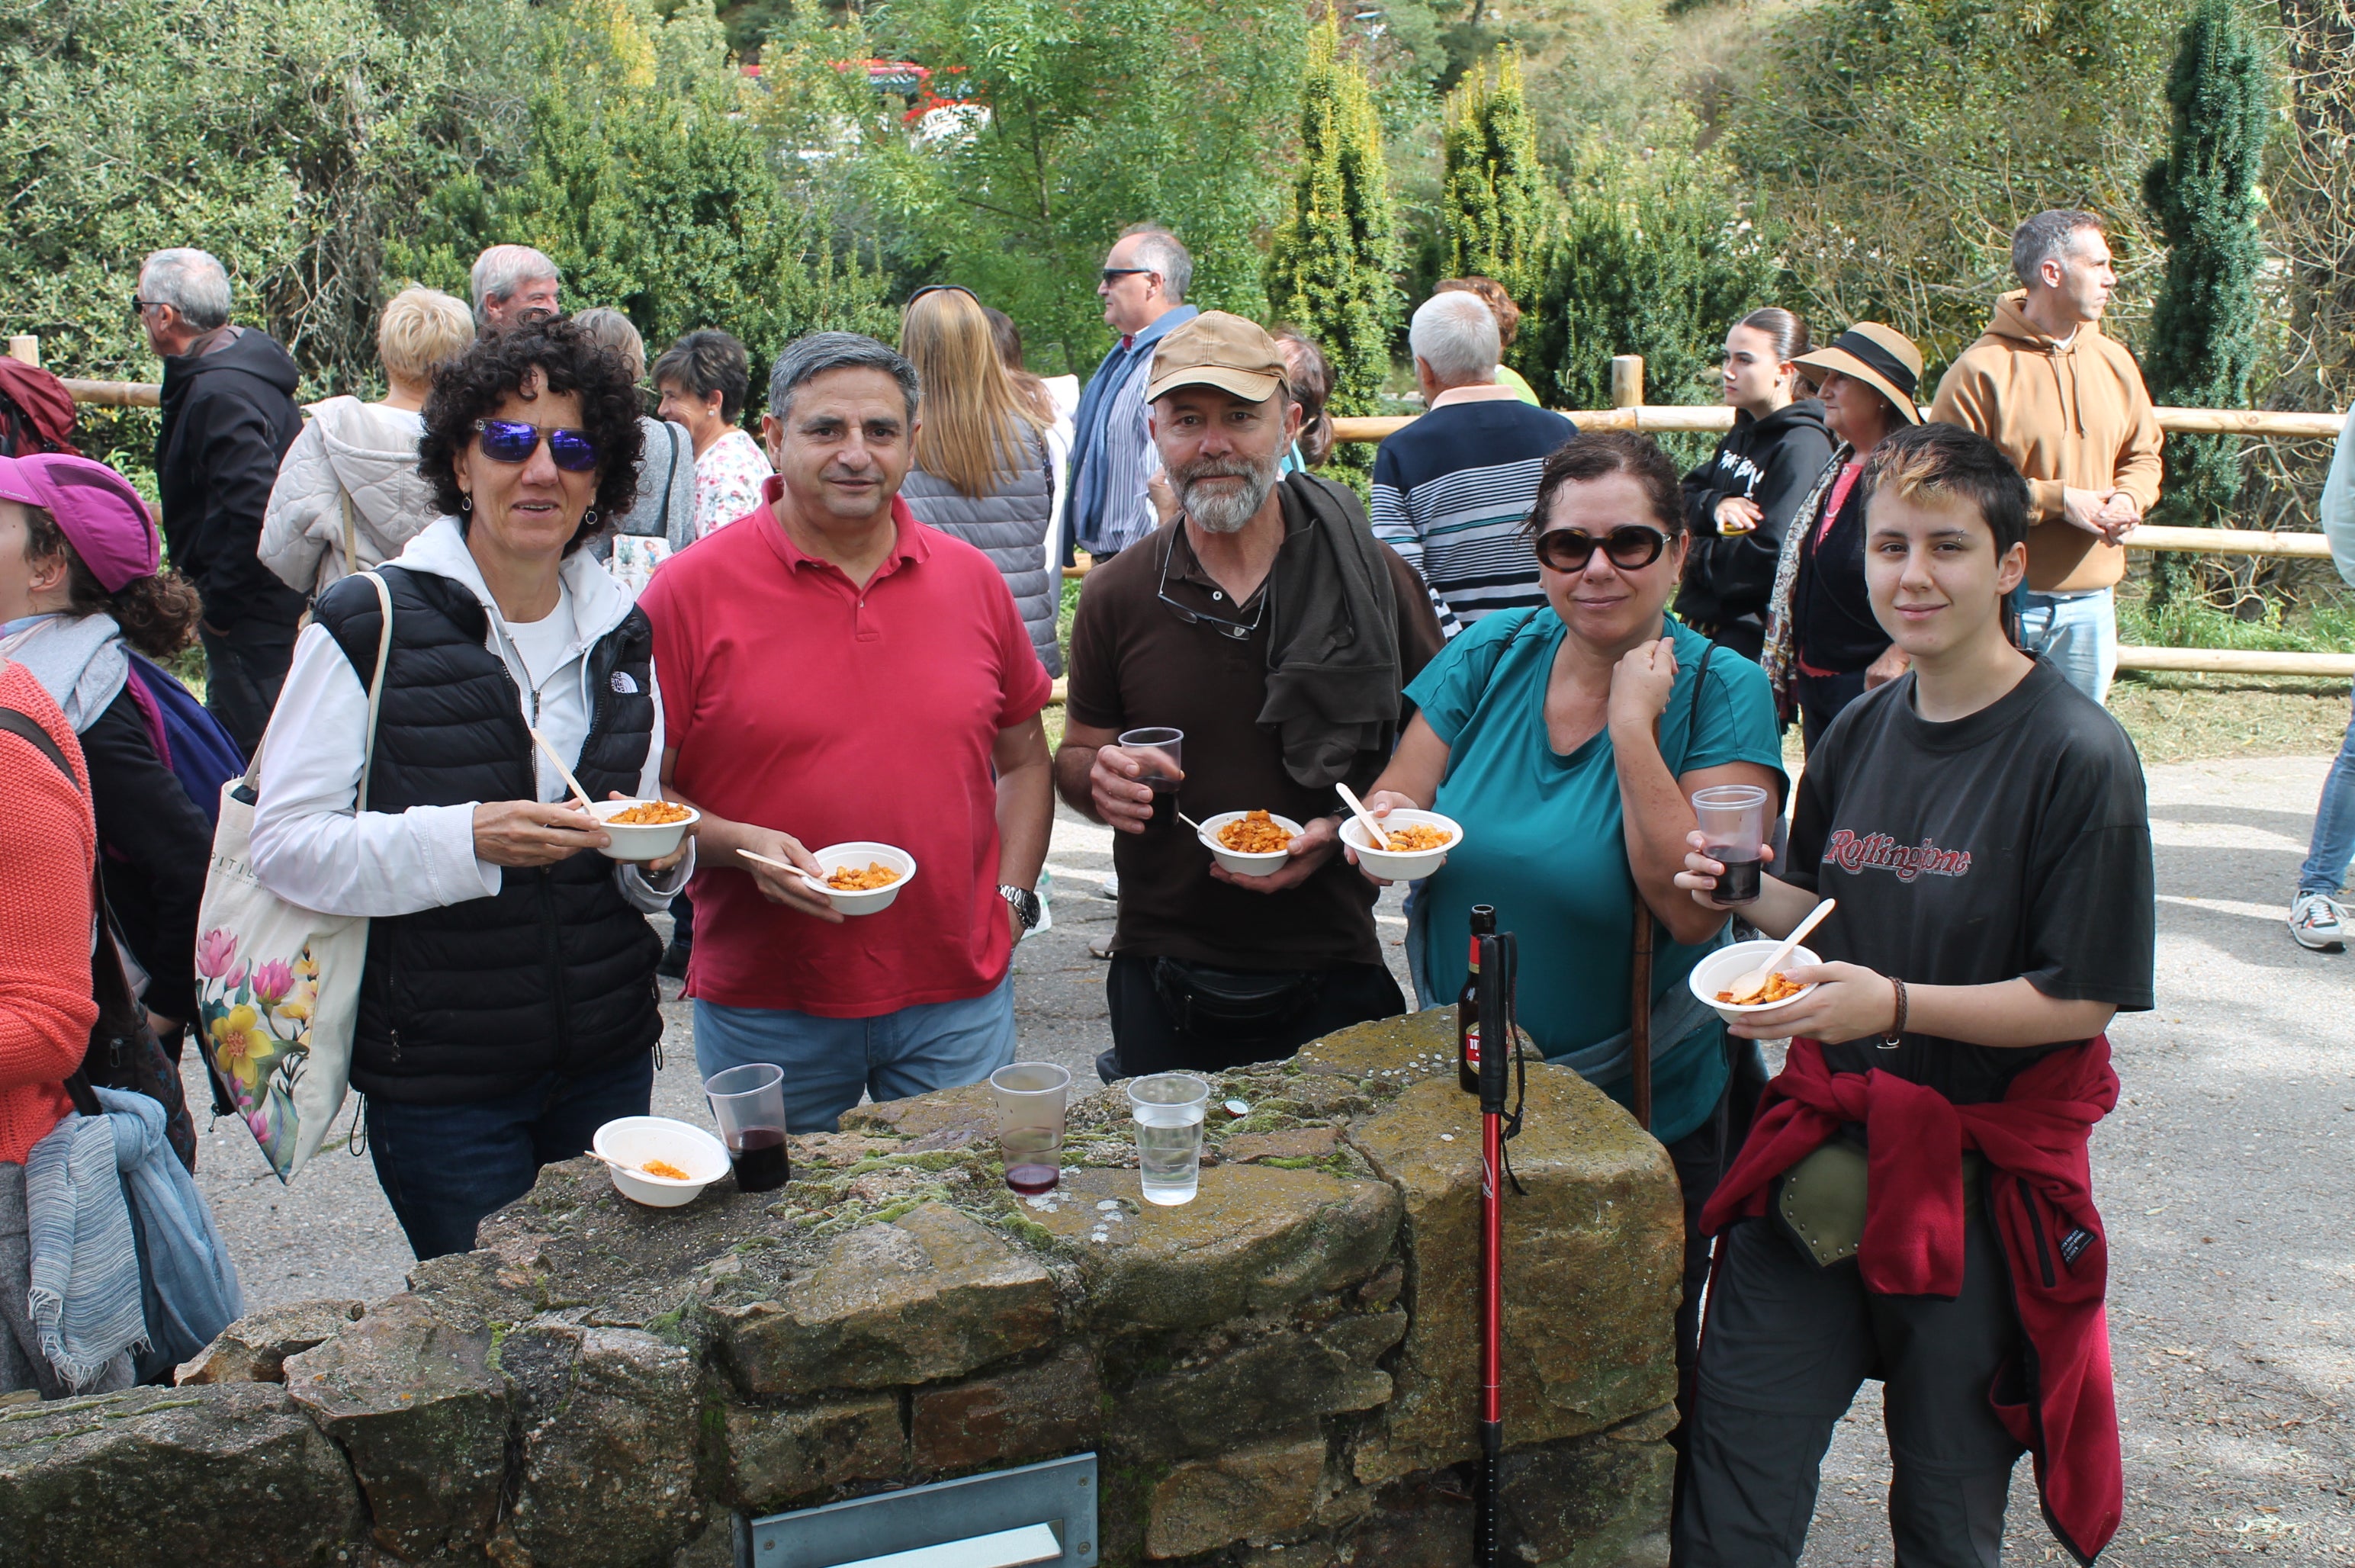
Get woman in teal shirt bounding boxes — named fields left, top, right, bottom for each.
left=1354, top=431, right=1786, bottom=1414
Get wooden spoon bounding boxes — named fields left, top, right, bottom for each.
left=1334, top=782, right=1392, bottom=852
left=527, top=727, right=600, bottom=816
left=1728, top=898, right=1837, bottom=1004
left=736, top=845, right=833, bottom=897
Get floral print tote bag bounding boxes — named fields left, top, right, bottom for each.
left=194, top=571, right=391, bottom=1180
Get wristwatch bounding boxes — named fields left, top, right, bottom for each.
left=1000, top=884, right=1043, bottom=933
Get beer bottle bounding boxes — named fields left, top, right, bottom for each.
left=1457, top=904, right=1496, bottom=1094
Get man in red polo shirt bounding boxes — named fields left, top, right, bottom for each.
left=638, top=333, right=1054, bottom=1130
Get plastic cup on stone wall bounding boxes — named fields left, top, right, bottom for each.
left=705, top=1062, right=790, bottom=1193
left=1128, top=1072, right=1210, bottom=1207
left=991, top=1062, right=1071, bottom=1196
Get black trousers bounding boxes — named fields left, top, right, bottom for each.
left=1103, top=953, right=1404, bottom=1078
left=1673, top=1212, right=2025, bottom=1568
left=200, top=621, right=297, bottom=760
left=1791, top=667, right=1869, bottom=756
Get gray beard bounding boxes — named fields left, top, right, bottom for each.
left=1175, top=455, right=1277, bottom=534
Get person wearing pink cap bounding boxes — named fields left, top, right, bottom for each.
left=0, top=455, right=215, bottom=1060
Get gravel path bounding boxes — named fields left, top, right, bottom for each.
left=185, top=759, right=2352, bottom=1563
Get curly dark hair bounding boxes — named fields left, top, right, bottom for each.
left=416, top=316, right=645, bottom=555
left=1524, top=432, right=1687, bottom=538
left=21, top=505, right=202, bottom=660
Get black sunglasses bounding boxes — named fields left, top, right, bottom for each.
left=1101, top=267, right=1154, bottom=284
left=1532, top=525, right=1669, bottom=574
left=905, top=284, right=978, bottom=308
left=472, top=419, right=599, bottom=472
left=130, top=295, right=156, bottom=317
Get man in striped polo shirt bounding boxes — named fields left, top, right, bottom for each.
left=1371, top=291, right=1576, bottom=631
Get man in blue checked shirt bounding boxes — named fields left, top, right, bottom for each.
left=1067, top=225, right=1198, bottom=564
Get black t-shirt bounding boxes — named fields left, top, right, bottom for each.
left=1783, top=658, right=2154, bottom=1103
left=1065, top=480, right=1445, bottom=971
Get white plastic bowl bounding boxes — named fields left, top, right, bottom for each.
left=588, top=799, right=699, bottom=863
left=811, top=841, right=917, bottom=915
left=592, top=1116, right=731, bottom=1207
left=1197, top=811, right=1305, bottom=877
left=1341, top=808, right=1462, bottom=882
left=1687, top=938, right=1824, bottom=1026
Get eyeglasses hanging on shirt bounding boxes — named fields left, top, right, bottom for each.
left=1155, top=529, right=1267, bottom=641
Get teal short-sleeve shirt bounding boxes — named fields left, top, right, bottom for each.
left=1405, top=609, right=1788, bottom=1143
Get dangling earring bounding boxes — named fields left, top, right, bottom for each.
left=458, top=494, right=472, bottom=513
left=581, top=509, right=598, bottom=529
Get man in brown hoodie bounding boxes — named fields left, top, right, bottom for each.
left=1929, top=210, right=2162, bottom=705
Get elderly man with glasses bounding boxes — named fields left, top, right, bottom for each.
left=1065, top=224, right=1198, bottom=564
left=137, top=246, right=306, bottom=756
left=1055, top=312, right=1444, bottom=1081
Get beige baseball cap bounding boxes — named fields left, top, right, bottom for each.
left=1148, top=311, right=1287, bottom=404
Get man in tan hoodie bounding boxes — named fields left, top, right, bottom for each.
left=1929, top=210, right=2162, bottom=705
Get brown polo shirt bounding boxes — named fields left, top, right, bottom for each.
left=1065, top=480, right=1446, bottom=971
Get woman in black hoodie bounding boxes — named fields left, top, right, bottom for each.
left=1677, top=310, right=1833, bottom=660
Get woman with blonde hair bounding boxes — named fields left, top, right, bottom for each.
left=262, top=285, right=474, bottom=599
left=898, top=287, right=1060, bottom=675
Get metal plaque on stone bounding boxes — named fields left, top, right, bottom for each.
left=739, top=1451, right=1098, bottom=1568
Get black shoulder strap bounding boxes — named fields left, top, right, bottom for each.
left=1682, top=640, right=1719, bottom=770
left=0, top=703, right=73, bottom=783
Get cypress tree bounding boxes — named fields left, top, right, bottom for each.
left=1265, top=13, right=1402, bottom=442
left=2142, top=0, right=2270, bottom=543
left=1439, top=47, right=1553, bottom=382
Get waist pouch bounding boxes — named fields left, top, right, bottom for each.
left=1152, top=958, right=1325, bottom=1039
left=1775, top=1132, right=1983, bottom=1268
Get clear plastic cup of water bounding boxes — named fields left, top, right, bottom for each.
left=1128, top=1072, right=1210, bottom=1206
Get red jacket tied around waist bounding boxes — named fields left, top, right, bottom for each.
left=1700, top=1036, right=2122, bottom=1565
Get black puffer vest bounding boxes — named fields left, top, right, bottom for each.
left=313, top=565, right=663, bottom=1105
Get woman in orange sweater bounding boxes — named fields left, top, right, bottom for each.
left=0, top=657, right=102, bottom=1396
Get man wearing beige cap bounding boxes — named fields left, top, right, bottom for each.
left=1930, top=210, right=2163, bottom=705
left=1056, top=312, right=1445, bottom=1079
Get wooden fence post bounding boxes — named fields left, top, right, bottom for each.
left=1609, top=355, right=1643, bottom=410
left=5, top=336, right=36, bottom=368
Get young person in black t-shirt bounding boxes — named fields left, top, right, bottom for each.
left=1670, top=423, right=2154, bottom=1567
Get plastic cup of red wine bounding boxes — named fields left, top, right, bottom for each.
left=1692, top=783, right=1769, bottom=906
left=704, top=1062, right=790, bottom=1193
left=1117, top=727, right=1184, bottom=829
left=990, top=1062, right=1072, bottom=1194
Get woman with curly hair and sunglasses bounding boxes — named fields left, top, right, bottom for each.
left=249, top=317, right=692, bottom=1261
left=1351, top=431, right=1787, bottom=1446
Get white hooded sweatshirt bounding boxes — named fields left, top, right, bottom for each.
left=261, top=397, right=440, bottom=599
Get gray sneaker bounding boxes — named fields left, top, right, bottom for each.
left=2289, top=892, right=2347, bottom=953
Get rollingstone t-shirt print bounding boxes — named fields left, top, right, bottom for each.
left=1783, top=660, right=2156, bottom=1105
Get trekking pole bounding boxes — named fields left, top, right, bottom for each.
left=1473, top=929, right=1519, bottom=1566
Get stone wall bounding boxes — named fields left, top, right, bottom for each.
left=0, top=1010, right=1684, bottom=1568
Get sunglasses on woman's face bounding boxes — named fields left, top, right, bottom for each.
left=1532, top=524, right=1669, bottom=574
left=472, top=419, right=599, bottom=472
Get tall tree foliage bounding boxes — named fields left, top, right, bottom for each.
left=850, top=0, right=1304, bottom=376
left=2143, top=0, right=2273, bottom=538
left=1438, top=47, right=1552, bottom=379
left=1523, top=134, right=1775, bottom=410
left=1266, top=14, right=1404, bottom=432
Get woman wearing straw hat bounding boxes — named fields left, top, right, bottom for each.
left=1758, top=323, right=1924, bottom=750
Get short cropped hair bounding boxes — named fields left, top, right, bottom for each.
left=376, top=287, right=475, bottom=384
left=470, top=244, right=561, bottom=323
left=767, top=333, right=919, bottom=425
left=1436, top=276, right=1521, bottom=348
left=1857, top=422, right=2032, bottom=556
left=1409, top=291, right=1501, bottom=386
left=138, top=249, right=232, bottom=331
left=1526, top=431, right=1686, bottom=538
left=653, top=329, right=752, bottom=423
left=2012, top=210, right=2104, bottom=290
left=570, top=307, right=647, bottom=383
left=1119, top=223, right=1193, bottom=303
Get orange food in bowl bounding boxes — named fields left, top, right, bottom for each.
left=1717, top=971, right=1805, bottom=1006
left=609, top=800, right=692, bottom=825
left=826, top=861, right=902, bottom=892
left=1217, top=811, right=1294, bottom=854
left=641, top=1158, right=691, bottom=1181
left=1374, top=823, right=1452, bottom=852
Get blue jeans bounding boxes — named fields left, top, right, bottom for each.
left=2299, top=690, right=2355, bottom=897
left=693, top=972, right=1017, bottom=1133
left=365, top=1050, right=654, bottom=1261
left=2016, top=587, right=2116, bottom=706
